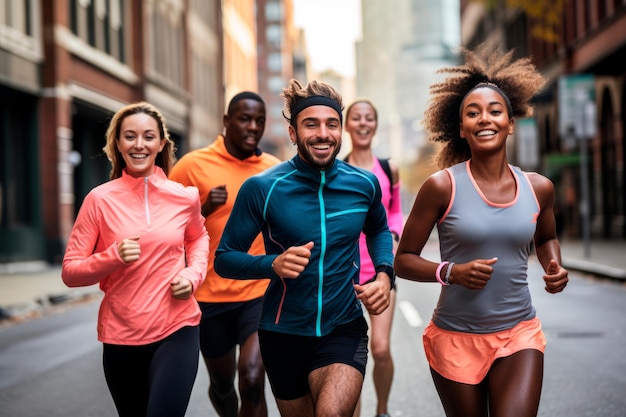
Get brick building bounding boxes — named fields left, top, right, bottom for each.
left=0, top=0, right=223, bottom=265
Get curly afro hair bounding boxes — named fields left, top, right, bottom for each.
left=423, top=45, right=545, bottom=169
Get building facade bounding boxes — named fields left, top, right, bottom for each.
left=223, top=0, right=259, bottom=103
left=0, top=0, right=224, bottom=266
left=256, top=0, right=298, bottom=160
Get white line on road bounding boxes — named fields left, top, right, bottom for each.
left=398, top=300, right=423, bottom=327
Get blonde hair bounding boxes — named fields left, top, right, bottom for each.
left=102, top=102, right=176, bottom=179
left=345, top=99, right=378, bottom=122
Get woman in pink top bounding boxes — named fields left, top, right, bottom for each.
left=62, top=102, right=209, bottom=417
left=345, top=99, right=403, bottom=417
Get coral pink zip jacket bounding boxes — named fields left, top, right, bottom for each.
left=62, top=167, right=209, bottom=345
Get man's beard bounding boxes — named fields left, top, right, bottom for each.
left=297, top=140, right=342, bottom=170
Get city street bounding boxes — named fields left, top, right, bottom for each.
left=1, top=242, right=625, bottom=417
left=1, top=2, right=625, bottom=416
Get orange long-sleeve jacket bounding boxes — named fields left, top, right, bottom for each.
left=169, top=135, right=280, bottom=303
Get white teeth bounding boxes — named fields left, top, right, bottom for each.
left=130, top=154, right=148, bottom=159
left=476, top=130, right=496, bottom=137
left=312, top=144, right=330, bottom=150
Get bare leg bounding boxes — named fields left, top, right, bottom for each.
left=205, top=348, right=238, bottom=417
left=430, top=367, right=488, bottom=417
left=430, top=349, right=544, bottom=417
left=352, top=398, right=361, bottom=417
left=237, top=332, right=268, bottom=417
left=310, top=363, right=364, bottom=417
left=487, top=349, right=543, bottom=417
left=369, top=289, right=395, bottom=416
left=274, top=394, right=315, bottom=417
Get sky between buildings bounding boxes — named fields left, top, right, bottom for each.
left=292, top=0, right=362, bottom=77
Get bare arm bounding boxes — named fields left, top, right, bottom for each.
left=394, top=171, right=450, bottom=282
left=395, top=170, right=499, bottom=290
left=528, top=172, right=568, bottom=294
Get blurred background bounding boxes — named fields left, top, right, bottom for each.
left=0, top=0, right=624, bottom=267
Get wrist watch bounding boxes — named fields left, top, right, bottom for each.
left=375, top=264, right=396, bottom=290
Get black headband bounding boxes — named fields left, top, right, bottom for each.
left=460, top=82, right=513, bottom=117
left=289, top=96, right=343, bottom=126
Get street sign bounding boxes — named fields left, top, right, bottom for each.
left=558, top=74, right=595, bottom=258
left=515, top=118, right=539, bottom=170
left=558, top=74, right=596, bottom=145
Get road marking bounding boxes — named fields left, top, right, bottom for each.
left=398, top=300, right=423, bottom=327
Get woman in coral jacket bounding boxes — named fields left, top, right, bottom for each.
left=62, top=102, right=209, bottom=417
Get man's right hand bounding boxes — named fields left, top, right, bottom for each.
left=271, top=241, right=314, bottom=279
left=201, top=184, right=227, bottom=216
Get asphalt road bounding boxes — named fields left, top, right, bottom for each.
left=1, top=253, right=625, bottom=417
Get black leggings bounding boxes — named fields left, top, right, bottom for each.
left=103, top=326, right=199, bottom=417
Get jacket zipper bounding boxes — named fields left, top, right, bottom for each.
left=316, top=171, right=327, bottom=336
left=144, top=177, right=151, bottom=225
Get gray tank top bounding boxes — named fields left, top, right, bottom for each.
left=433, top=161, right=539, bottom=333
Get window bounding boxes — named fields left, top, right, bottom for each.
left=1, top=0, right=31, bottom=34
left=70, top=0, right=125, bottom=62
left=265, top=2, right=282, bottom=21
left=267, top=52, right=282, bottom=72
left=268, top=76, right=284, bottom=94
left=266, top=24, right=282, bottom=49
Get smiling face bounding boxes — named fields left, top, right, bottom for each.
left=459, top=86, right=514, bottom=154
left=224, top=98, right=266, bottom=160
left=345, top=101, right=377, bottom=150
left=116, top=113, right=165, bottom=178
left=289, top=105, right=343, bottom=170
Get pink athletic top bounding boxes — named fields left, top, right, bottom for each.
left=62, top=167, right=209, bottom=345
left=357, top=157, right=403, bottom=284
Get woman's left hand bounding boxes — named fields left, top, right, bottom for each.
left=543, top=259, right=568, bottom=294
left=170, top=276, right=193, bottom=300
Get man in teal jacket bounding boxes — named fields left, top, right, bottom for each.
left=215, top=79, right=394, bottom=417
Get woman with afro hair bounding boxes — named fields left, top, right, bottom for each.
left=395, top=46, right=569, bottom=417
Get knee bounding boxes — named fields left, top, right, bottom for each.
left=238, top=366, right=265, bottom=397
left=370, top=342, right=392, bottom=363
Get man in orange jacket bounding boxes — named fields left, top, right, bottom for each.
left=169, top=92, right=280, bottom=417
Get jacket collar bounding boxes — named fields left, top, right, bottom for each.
left=121, top=166, right=168, bottom=188
left=292, top=153, right=339, bottom=179
left=212, top=135, right=264, bottom=163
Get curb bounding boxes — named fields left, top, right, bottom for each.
left=0, top=289, right=101, bottom=325
left=561, top=257, right=626, bottom=281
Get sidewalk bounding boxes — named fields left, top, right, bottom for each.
left=1, top=238, right=625, bottom=323
left=0, top=265, right=100, bottom=323
left=559, top=239, right=626, bottom=281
